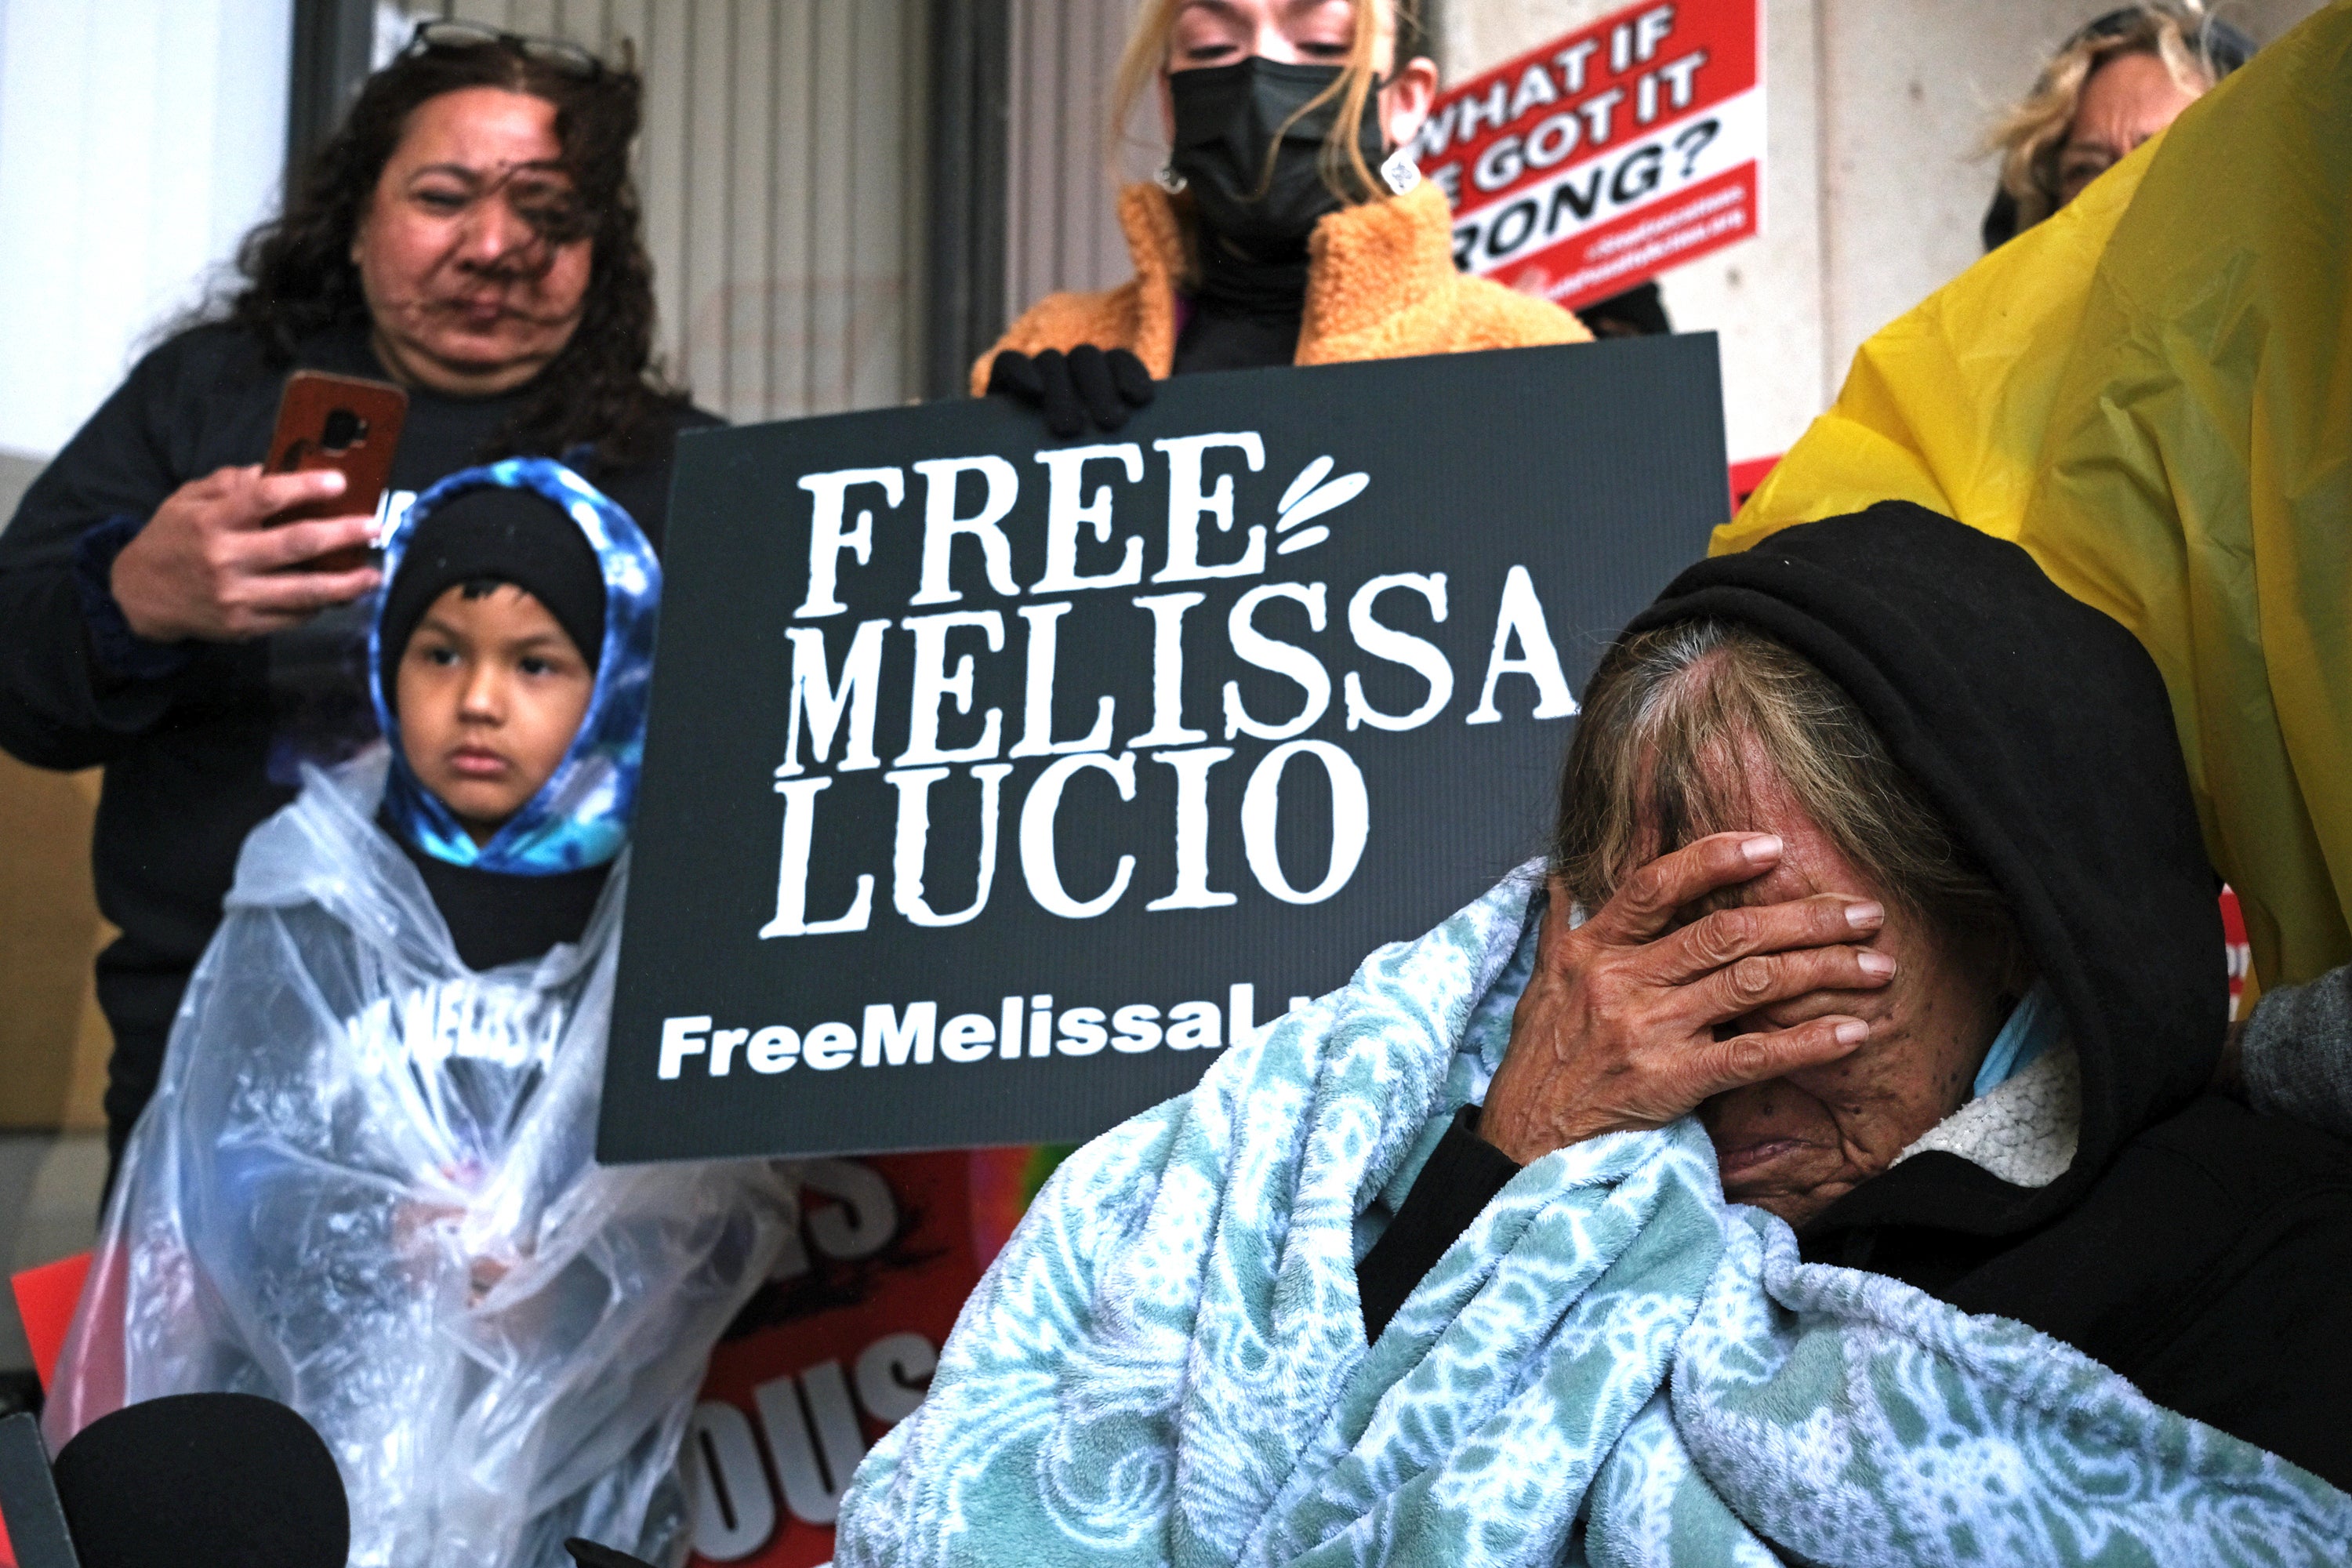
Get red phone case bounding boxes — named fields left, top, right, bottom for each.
left=264, top=371, right=408, bottom=570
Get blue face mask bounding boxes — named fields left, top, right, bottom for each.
left=369, top=458, right=661, bottom=876
left=1972, top=979, right=2065, bottom=1098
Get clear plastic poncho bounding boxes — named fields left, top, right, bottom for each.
left=44, top=750, right=793, bottom=1568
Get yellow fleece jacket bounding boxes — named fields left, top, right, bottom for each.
left=971, top=180, right=1588, bottom=394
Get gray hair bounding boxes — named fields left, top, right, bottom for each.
left=1552, top=619, right=2029, bottom=988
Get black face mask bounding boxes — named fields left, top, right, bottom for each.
left=1167, top=57, right=1387, bottom=256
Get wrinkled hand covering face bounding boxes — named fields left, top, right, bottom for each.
left=835, top=865, right=2350, bottom=1567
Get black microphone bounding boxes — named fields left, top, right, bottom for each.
left=0, top=1394, right=347, bottom=1568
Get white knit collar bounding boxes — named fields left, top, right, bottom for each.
left=1894, top=1044, right=2082, bottom=1189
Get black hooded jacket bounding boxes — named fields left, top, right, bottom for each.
left=1359, top=504, right=2352, bottom=1487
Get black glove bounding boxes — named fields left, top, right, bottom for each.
left=986, top=345, right=1155, bottom=437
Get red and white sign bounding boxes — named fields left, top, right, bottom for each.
left=682, top=1149, right=1034, bottom=1568
left=1417, top=0, right=1764, bottom=312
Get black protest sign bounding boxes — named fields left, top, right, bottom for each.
left=601, top=336, right=1726, bottom=1162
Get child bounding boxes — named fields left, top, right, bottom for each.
left=45, top=460, right=789, bottom=1568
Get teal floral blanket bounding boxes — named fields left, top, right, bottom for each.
left=836, top=866, right=2350, bottom=1566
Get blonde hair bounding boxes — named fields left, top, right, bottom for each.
left=1554, top=620, right=2027, bottom=985
left=1109, top=0, right=1419, bottom=208
left=1984, top=2, right=2220, bottom=232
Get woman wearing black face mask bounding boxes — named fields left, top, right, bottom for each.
left=977, top=0, right=1590, bottom=437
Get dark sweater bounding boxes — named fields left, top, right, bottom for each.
left=0, top=319, right=715, bottom=1157
left=383, top=807, right=612, bottom=972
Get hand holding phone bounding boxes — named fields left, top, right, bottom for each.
left=109, top=374, right=406, bottom=644
left=263, top=372, right=409, bottom=570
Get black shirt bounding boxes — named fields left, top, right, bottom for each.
left=0, top=318, right=717, bottom=1155
left=383, top=806, right=612, bottom=972
left=1172, top=238, right=1310, bottom=375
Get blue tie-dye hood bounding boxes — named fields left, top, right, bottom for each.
left=369, top=458, right=661, bottom=876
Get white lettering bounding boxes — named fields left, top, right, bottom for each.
left=1454, top=78, right=1510, bottom=140
left=1509, top=60, right=1561, bottom=119
left=1635, top=4, right=1676, bottom=63
left=1109, top=1004, right=1163, bottom=1053
left=1033, top=443, right=1145, bottom=592
left=1128, top=592, right=1209, bottom=746
left=1555, top=39, right=1599, bottom=93
left=895, top=611, right=1005, bottom=765
left=1658, top=48, right=1707, bottom=108
left=1165, top=1000, right=1221, bottom=1051
left=1020, top=751, right=1138, bottom=919
left=1151, top=432, right=1266, bottom=583
left=802, top=1022, right=858, bottom=1070
left=862, top=1001, right=938, bottom=1066
left=659, top=1014, right=711, bottom=1079
left=760, top=779, right=873, bottom=937
left=710, top=1027, right=750, bottom=1076
left=1473, top=133, right=1524, bottom=192
left=1011, top=604, right=1116, bottom=757
left=778, top=619, right=887, bottom=775
left=794, top=466, right=902, bottom=618
left=1054, top=1006, right=1109, bottom=1056
left=1467, top=564, right=1579, bottom=724
left=746, top=1025, right=800, bottom=1073
left=854, top=1333, right=938, bottom=1426
left=1147, top=746, right=1237, bottom=910
left=1223, top=581, right=1330, bottom=740
left=909, top=456, right=1021, bottom=605
left=938, top=1013, right=996, bottom=1063
left=1344, top=573, right=1453, bottom=731
left=1240, top=740, right=1370, bottom=905
left=885, top=764, right=1012, bottom=926
left=1580, top=85, right=1628, bottom=144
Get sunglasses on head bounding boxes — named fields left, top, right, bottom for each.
left=401, top=19, right=608, bottom=80
left=2067, top=5, right=2252, bottom=71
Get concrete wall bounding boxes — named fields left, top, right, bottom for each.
left=0, top=0, right=292, bottom=462
left=1435, top=0, right=2327, bottom=463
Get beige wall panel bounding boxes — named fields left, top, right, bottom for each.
left=846, top=0, right=918, bottom=412
left=807, top=2, right=858, bottom=408
left=0, top=759, right=108, bottom=1128
left=632, top=1, right=694, bottom=393
left=1007, top=0, right=1154, bottom=315
left=728, top=0, right=781, bottom=417
left=1815, top=0, right=2101, bottom=392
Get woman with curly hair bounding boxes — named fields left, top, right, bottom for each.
left=1979, top=2, right=2252, bottom=249
left=0, top=22, right=717, bottom=1171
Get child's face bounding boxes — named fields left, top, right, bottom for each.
left=396, top=583, right=593, bottom=844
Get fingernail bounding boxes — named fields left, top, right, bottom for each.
left=1858, top=951, right=1896, bottom=978
left=1834, top=1020, right=1868, bottom=1045
left=1846, top=901, right=1884, bottom=930
left=1740, top=835, right=1782, bottom=864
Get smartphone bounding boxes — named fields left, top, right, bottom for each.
left=264, top=370, right=408, bottom=572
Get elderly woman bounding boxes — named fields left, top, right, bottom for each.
left=0, top=23, right=713, bottom=1171
left=1979, top=1, right=2250, bottom=248
left=836, top=507, right=2352, bottom=1567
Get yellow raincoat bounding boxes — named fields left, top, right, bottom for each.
left=1719, top=2, right=2352, bottom=992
